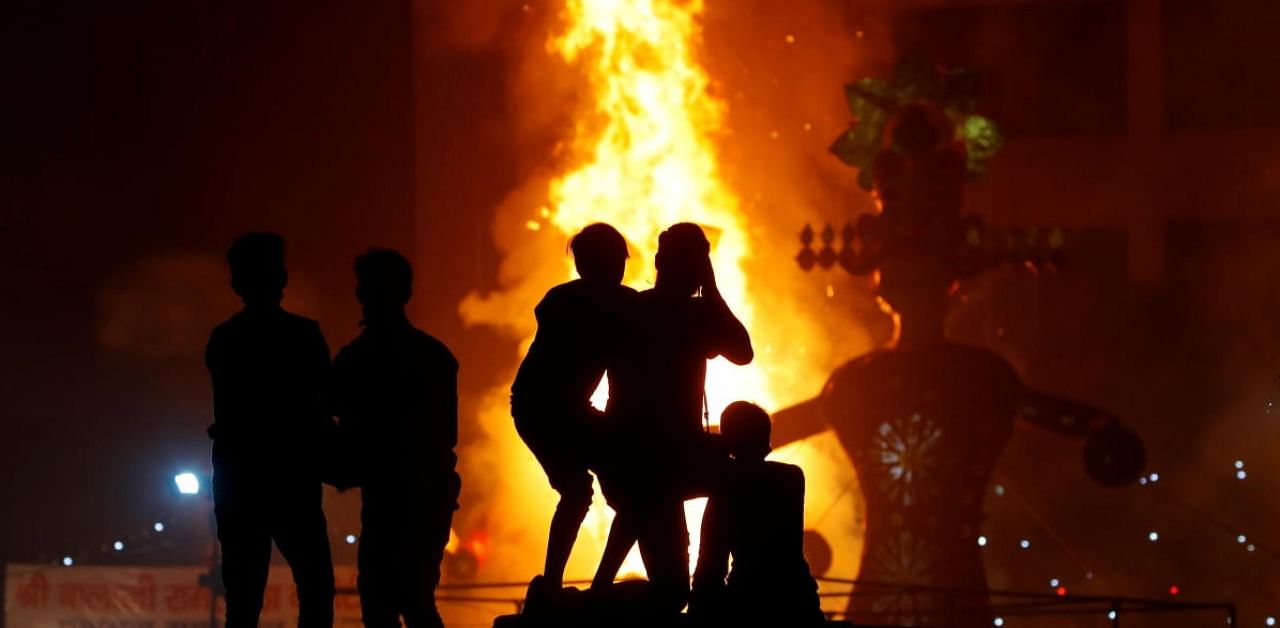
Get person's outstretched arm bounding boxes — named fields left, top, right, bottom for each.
left=699, top=258, right=753, bottom=365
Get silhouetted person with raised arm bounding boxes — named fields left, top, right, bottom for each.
left=690, top=402, right=824, bottom=627
left=511, top=223, right=636, bottom=607
left=331, top=248, right=459, bottom=628
left=592, top=222, right=753, bottom=614
left=206, top=232, right=335, bottom=628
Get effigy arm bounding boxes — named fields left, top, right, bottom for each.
left=771, top=397, right=830, bottom=449
left=1017, top=389, right=1146, bottom=486
left=1015, top=389, right=1111, bottom=437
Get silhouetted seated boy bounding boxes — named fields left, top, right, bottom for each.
left=690, top=402, right=825, bottom=627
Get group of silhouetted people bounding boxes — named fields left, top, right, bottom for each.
left=207, top=234, right=457, bottom=628
left=512, top=223, right=824, bottom=626
left=206, top=224, right=823, bottom=628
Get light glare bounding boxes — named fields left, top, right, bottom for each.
left=174, top=472, right=200, bottom=495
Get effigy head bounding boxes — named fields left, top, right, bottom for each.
left=825, top=60, right=999, bottom=341
left=861, top=103, right=982, bottom=341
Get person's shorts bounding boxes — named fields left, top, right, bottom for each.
left=513, top=405, right=595, bottom=501
left=594, top=428, right=728, bottom=510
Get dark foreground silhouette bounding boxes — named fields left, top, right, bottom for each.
left=511, top=223, right=636, bottom=603
left=592, top=223, right=753, bottom=614
left=206, top=232, right=335, bottom=628
left=332, top=248, right=461, bottom=628
left=690, top=402, right=825, bottom=627
left=206, top=226, right=848, bottom=628
left=498, top=405, right=841, bottom=628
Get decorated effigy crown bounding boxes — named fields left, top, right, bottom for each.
left=799, top=56, right=1066, bottom=309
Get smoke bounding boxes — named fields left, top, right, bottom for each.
left=97, top=252, right=320, bottom=360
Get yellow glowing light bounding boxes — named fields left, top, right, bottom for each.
left=549, top=0, right=771, bottom=427
left=454, top=0, right=867, bottom=604
left=547, top=0, right=778, bottom=578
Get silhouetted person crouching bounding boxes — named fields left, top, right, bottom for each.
left=206, top=232, right=336, bottom=628
left=511, top=223, right=636, bottom=605
left=690, top=402, right=824, bottom=627
left=332, top=248, right=460, bottom=628
left=594, top=223, right=753, bottom=613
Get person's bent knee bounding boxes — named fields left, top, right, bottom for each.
left=557, top=481, right=593, bottom=517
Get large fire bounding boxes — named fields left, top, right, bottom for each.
left=550, top=1, right=763, bottom=419
left=548, top=0, right=770, bottom=576
left=453, top=0, right=868, bottom=619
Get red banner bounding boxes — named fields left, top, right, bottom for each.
left=4, top=564, right=364, bottom=627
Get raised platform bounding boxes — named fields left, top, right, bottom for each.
left=494, top=615, right=862, bottom=628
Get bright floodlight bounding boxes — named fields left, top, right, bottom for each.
left=345, top=534, right=358, bottom=545
left=174, top=472, right=200, bottom=495
left=61, top=556, right=74, bottom=567
left=113, top=541, right=124, bottom=551
left=153, top=522, right=165, bottom=533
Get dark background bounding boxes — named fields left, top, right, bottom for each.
left=0, top=0, right=421, bottom=564
left=4, top=1, right=1280, bottom=626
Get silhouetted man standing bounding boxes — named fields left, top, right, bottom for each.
left=690, top=402, right=824, bottom=627
left=595, top=222, right=753, bottom=614
left=206, top=232, right=335, bottom=628
left=332, top=249, right=460, bottom=628
left=511, top=223, right=636, bottom=604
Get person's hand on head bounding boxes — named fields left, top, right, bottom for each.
left=699, top=253, right=719, bottom=298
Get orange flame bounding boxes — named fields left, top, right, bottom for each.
left=454, top=0, right=868, bottom=613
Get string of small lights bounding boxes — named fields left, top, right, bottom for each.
left=981, top=456, right=1279, bottom=626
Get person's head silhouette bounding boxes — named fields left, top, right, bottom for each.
left=655, top=222, right=710, bottom=296
left=721, top=401, right=772, bottom=461
left=570, top=223, right=628, bottom=284
left=227, top=232, right=287, bottom=308
left=354, top=248, right=413, bottom=324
